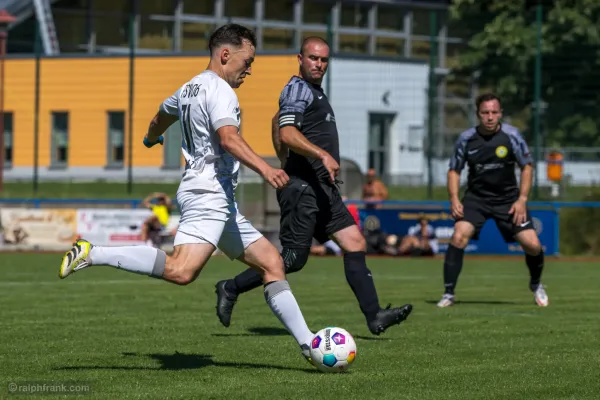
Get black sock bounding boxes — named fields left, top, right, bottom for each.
left=225, top=268, right=263, bottom=295
left=526, top=250, right=544, bottom=288
left=343, top=251, right=380, bottom=321
left=443, top=244, right=465, bottom=295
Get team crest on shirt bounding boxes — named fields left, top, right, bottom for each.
left=495, top=146, right=508, bottom=158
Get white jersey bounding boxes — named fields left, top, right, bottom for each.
left=160, top=70, right=241, bottom=196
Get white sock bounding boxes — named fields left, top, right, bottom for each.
left=89, top=245, right=166, bottom=277
left=264, top=280, right=313, bottom=346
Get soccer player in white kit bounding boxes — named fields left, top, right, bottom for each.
left=58, top=24, right=315, bottom=363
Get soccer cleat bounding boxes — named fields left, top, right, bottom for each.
left=215, top=280, right=238, bottom=327
left=300, top=343, right=315, bottom=367
left=59, top=239, right=93, bottom=279
left=437, top=293, right=455, bottom=308
left=532, top=284, right=549, bottom=307
left=367, top=303, right=413, bottom=335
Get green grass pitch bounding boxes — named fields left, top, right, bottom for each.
left=1, top=254, right=599, bottom=399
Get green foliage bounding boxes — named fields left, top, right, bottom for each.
left=450, top=0, right=600, bottom=146
left=559, top=188, right=600, bottom=255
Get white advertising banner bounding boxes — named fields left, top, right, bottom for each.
left=76, top=209, right=179, bottom=246
left=0, top=208, right=78, bottom=248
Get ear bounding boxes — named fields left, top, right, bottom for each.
left=297, top=53, right=302, bottom=65
left=220, top=47, right=230, bottom=65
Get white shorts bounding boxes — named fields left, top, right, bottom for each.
left=174, top=190, right=263, bottom=260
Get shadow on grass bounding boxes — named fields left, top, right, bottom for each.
left=55, top=351, right=317, bottom=373
left=425, top=299, right=518, bottom=305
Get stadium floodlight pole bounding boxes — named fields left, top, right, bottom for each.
left=0, top=9, right=15, bottom=193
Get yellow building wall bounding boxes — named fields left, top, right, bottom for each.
left=7, top=54, right=298, bottom=168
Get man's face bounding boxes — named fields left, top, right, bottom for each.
left=477, top=99, right=502, bottom=133
left=222, top=39, right=255, bottom=88
left=298, top=41, right=329, bottom=85
left=366, top=169, right=376, bottom=183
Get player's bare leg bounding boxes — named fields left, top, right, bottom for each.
left=438, top=221, right=475, bottom=307
left=331, top=225, right=413, bottom=335
left=59, top=239, right=215, bottom=286
left=236, top=236, right=314, bottom=363
left=515, top=230, right=548, bottom=307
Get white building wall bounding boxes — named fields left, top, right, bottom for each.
left=324, top=57, right=429, bottom=182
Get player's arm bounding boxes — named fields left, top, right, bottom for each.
left=218, top=126, right=288, bottom=189
left=447, top=134, right=468, bottom=218
left=145, top=90, right=180, bottom=145
left=271, top=111, right=288, bottom=166
left=513, top=132, right=535, bottom=203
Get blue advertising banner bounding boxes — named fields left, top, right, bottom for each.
left=359, top=208, right=557, bottom=255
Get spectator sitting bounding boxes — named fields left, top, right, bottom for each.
left=397, top=216, right=438, bottom=257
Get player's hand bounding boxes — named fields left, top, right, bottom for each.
left=143, top=135, right=164, bottom=148
left=263, top=167, right=289, bottom=189
left=321, top=153, right=340, bottom=183
left=509, top=198, right=527, bottom=225
left=450, top=198, right=464, bottom=219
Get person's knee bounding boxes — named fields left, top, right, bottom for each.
left=283, top=247, right=310, bottom=273
left=518, top=232, right=542, bottom=255
left=451, top=226, right=473, bottom=249
left=164, top=250, right=202, bottom=285
left=259, top=251, right=286, bottom=281
left=338, top=230, right=367, bottom=253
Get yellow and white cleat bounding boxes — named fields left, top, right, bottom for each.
left=59, top=239, right=93, bottom=279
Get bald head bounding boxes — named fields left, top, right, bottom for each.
left=300, top=36, right=329, bottom=55
left=297, top=37, right=330, bottom=85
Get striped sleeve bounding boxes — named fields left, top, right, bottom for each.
left=278, top=79, right=314, bottom=129
left=448, top=128, right=476, bottom=172
left=504, top=124, right=533, bottom=167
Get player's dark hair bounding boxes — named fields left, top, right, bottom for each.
left=209, top=24, right=257, bottom=54
left=476, top=92, right=502, bottom=111
left=300, top=36, right=329, bottom=55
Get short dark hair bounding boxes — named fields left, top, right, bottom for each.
left=300, top=36, right=329, bottom=55
left=476, top=92, right=502, bottom=111
left=208, top=24, right=257, bottom=54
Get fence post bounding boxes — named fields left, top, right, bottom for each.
left=33, top=19, right=41, bottom=193
left=427, top=10, right=438, bottom=200
left=532, top=4, right=542, bottom=200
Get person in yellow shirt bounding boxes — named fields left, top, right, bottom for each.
left=140, top=192, right=173, bottom=246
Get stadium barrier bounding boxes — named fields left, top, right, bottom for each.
left=0, top=202, right=179, bottom=251
left=348, top=200, right=600, bottom=256
left=1, top=199, right=599, bottom=255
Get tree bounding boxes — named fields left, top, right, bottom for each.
left=450, top=0, right=600, bottom=147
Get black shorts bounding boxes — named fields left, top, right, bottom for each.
left=277, top=177, right=357, bottom=248
left=460, top=194, right=535, bottom=242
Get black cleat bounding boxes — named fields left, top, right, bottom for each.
left=215, top=280, right=238, bottom=328
left=367, top=303, right=413, bottom=335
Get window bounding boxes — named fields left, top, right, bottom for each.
left=51, top=112, right=69, bottom=167
left=368, top=113, right=395, bottom=178
left=3, top=112, right=12, bottom=168
left=163, top=121, right=182, bottom=169
left=107, top=111, right=125, bottom=167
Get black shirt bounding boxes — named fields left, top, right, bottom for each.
left=277, top=76, right=340, bottom=182
left=448, top=123, right=533, bottom=203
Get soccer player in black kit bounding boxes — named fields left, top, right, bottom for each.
left=214, top=37, right=413, bottom=335
left=437, top=93, right=549, bottom=308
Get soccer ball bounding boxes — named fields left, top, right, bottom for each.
left=310, top=327, right=357, bottom=372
